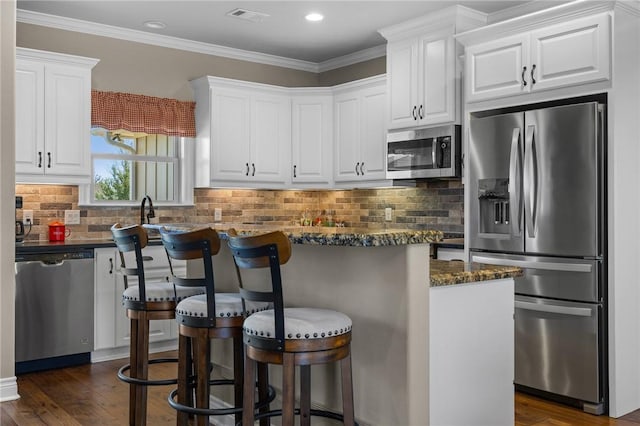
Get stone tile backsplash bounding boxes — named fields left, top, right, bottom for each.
left=15, top=180, right=463, bottom=241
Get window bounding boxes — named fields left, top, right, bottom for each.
left=80, top=128, right=194, bottom=206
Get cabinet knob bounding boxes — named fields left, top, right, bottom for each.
left=530, top=64, right=537, bottom=85
left=245, top=163, right=249, bottom=176
left=412, top=106, right=417, bottom=120
left=522, top=66, right=528, bottom=87
left=418, top=105, right=424, bottom=120
left=251, top=163, right=255, bottom=176
left=360, top=162, right=365, bottom=175
left=355, top=162, right=360, bottom=176
left=293, top=164, right=297, bottom=178
left=47, top=152, right=52, bottom=168
left=38, top=151, right=42, bottom=168
left=109, top=258, right=113, bottom=274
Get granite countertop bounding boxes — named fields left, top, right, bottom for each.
left=430, top=259, right=522, bottom=287
left=147, top=223, right=444, bottom=247
left=16, top=224, right=443, bottom=253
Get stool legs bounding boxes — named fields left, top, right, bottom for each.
left=282, top=353, right=296, bottom=426
left=129, top=313, right=150, bottom=426
left=176, top=333, right=191, bottom=426
left=194, top=328, right=211, bottom=426
left=300, top=365, right=311, bottom=426
left=341, top=353, right=355, bottom=426
left=233, top=335, right=244, bottom=426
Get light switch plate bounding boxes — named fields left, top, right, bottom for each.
left=385, top=207, right=393, bottom=221
left=214, top=208, right=222, bottom=222
left=65, top=210, right=81, bottom=225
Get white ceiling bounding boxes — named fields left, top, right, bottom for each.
left=17, top=1, right=557, bottom=65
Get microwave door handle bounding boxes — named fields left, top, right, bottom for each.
left=524, top=125, right=537, bottom=237
left=508, top=128, right=522, bottom=236
left=431, top=140, right=437, bottom=169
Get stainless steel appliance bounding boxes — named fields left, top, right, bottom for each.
left=386, top=124, right=461, bottom=179
left=15, top=196, right=25, bottom=243
left=468, top=100, right=607, bottom=414
left=15, top=248, right=94, bottom=374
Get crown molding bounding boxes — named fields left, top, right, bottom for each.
left=317, top=44, right=386, bottom=73
left=16, top=46, right=99, bottom=68
left=17, top=8, right=389, bottom=74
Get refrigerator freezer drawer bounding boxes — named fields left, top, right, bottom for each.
left=471, top=252, right=600, bottom=303
left=515, top=295, right=601, bottom=404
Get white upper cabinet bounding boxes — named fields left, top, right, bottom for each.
left=191, top=77, right=291, bottom=188
left=461, top=11, right=611, bottom=103
left=380, top=6, right=487, bottom=130
left=290, top=91, right=333, bottom=186
left=333, top=76, right=389, bottom=185
left=15, top=48, right=98, bottom=184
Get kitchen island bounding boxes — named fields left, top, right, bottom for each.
left=159, top=224, right=520, bottom=426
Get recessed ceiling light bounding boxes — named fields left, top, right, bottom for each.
left=143, top=20, right=167, bottom=29
left=305, top=12, right=324, bottom=22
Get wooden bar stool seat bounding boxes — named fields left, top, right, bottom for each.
left=160, top=227, right=274, bottom=426
left=111, top=223, right=205, bottom=426
left=227, top=229, right=357, bottom=426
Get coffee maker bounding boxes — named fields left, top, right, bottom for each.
left=15, top=196, right=25, bottom=242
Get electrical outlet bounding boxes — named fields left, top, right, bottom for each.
left=23, top=210, right=34, bottom=225
left=65, top=209, right=81, bottom=225
left=385, top=207, right=393, bottom=221
left=214, top=208, right=222, bottom=222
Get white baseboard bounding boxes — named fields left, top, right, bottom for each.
left=0, top=376, right=20, bottom=402
left=91, top=339, right=178, bottom=363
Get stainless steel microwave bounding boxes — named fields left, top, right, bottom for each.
left=386, top=124, right=461, bottom=179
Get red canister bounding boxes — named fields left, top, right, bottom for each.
left=49, top=221, right=70, bottom=242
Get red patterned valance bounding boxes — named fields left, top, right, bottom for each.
left=91, top=90, right=196, bottom=137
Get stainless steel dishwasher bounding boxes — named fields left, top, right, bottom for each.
left=15, top=248, right=94, bottom=374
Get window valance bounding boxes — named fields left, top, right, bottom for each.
left=91, top=90, right=196, bottom=137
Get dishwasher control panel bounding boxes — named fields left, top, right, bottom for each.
left=16, top=249, right=94, bottom=263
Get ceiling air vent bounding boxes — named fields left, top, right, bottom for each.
left=226, top=8, right=270, bottom=23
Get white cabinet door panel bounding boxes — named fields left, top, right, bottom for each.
left=45, top=64, right=91, bottom=176
left=360, top=86, right=387, bottom=180
left=421, top=34, right=455, bottom=125
left=530, top=13, right=610, bottom=91
left=15, top=60, right=44, bottom=175
left=387, top=39, right=418, bottom=130
left=334, top=94, right=361, bottom=181
left=251, top=95, right=290, bottom=183
left=291, top=96, right=332, bottom=184
left=212, top=89, right=251, bottom=180
left=467, top=34, right=528, bottom=102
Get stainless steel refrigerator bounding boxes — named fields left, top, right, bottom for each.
left=468, top=101, right=607, bottom=414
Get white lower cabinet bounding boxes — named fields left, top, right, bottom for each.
left=94, top=245, right=184, bottom=357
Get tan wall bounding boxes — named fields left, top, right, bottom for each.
left=1, top=0, right=16, bottom=388
left=318, top=56, right=386, bottom=86
left=17, top=22, right=386, bottom=100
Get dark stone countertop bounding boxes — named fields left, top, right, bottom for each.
left=430, top=259, right=522, bottom=287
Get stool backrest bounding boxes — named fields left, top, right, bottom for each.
left=227, top=229, right=291, bottom=350
left=111, top=223, right=150, bottom=309
left=160, top=227, right=221, bottom=326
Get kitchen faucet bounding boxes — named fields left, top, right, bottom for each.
left=140, top=195, right=155, bottom=224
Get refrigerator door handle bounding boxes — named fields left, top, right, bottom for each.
left=515, top=300, right=593, bottom=317
left=524, top=125, right=538, bottom=237
left=471, top=255, right=593, bottom=273
left=508, top=128, right=522, bottom=236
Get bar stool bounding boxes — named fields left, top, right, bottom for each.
left=227, top=229, right=356, bottom=426
left=160, top=227, right=273, bottom=426
left=111, top=223, right=206, bottom=426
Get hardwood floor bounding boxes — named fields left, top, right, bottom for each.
left=2, top=351, right=640, bottom=425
